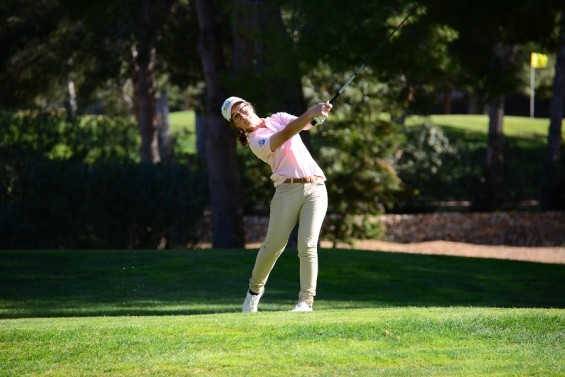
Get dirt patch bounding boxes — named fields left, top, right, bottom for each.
left=319, top=240, right=565, bottom=264
left=241, top=240, right=565, bottom=264
left=379, top=212, right=565, bottom=247
left=201, top=212, right=565, bottom=264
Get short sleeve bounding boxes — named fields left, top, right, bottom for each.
left=273, top=112, right=297, bottom=126
left=249, top=132, right=273, bottom=163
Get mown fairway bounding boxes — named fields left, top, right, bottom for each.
left=1, top=249, right=564, bottom=376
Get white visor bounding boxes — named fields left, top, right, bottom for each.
left=221, top=96, right=245, bottom=121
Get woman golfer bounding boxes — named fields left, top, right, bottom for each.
left=221, top=96, right=332, bottom=312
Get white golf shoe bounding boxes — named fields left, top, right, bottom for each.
left=242, top=290, right=263, bottom=312
left=290, top=302, right=313, bottom=312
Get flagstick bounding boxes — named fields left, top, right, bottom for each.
left=530, top=65, right=535, bottom=118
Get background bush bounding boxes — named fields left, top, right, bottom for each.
left=2, top=110, right=561, bottom=248
left=0, top=112, right=207, bottom=249
left=0, top=159, right=207, bottom=249
left=0, top=111, right=139, bottom=163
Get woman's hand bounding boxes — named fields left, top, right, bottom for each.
left=269, top=101, right=333, bottom=151
left=310, top=101, right=333, bottom=126
left=312, top=101, right=333, bottom=118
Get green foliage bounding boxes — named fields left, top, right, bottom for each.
left=0, top=160, right=207, bottom=249
left=395, top=123, right=456, bottom=180
left=299, top=62, right=405, bottom=244
left=391, top=115, right=565, bottom=211
left=0, top=111, right=60, bottom=160
left=66, top=115, right=140, bottom=163
left=314, top=116, right=404, bottom=245
left=459, top=137, right=558, bottom=211
left=0, top=111, right=207, bottom=249
left=421, top=0, right=557, bottom=100
left=0, top=111, right=139, bottom=163
left=393, top=122, right=458, bottom=209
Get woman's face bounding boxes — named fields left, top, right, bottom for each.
left=230, top=102, right=258, bottom=130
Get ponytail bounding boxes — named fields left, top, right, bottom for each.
left=229, top=120, right=249, bottom=146
left=237, top=128, right=249, bottom=146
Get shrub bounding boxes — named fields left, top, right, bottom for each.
left=312, top=115, right=404, bottom=246
left=0, top=111, right=207, bottom=249
left=393, top=122, right=460, bottom=211
left=0, top=111, right=139, bottom=163
left=0, top=158, right=207, bottom=249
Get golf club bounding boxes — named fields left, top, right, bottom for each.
left=312, top=8, right=417, bottom=125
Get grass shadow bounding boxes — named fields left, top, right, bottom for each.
left=0, top=249, right=563, bottom=318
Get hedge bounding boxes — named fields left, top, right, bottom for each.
left=0, top=159, right=208, bottom=249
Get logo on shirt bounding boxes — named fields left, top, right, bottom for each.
left=258, top=139, right=266, bottom=146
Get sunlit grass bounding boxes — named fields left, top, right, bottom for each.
left=1, top=307, right=563, bottom=376
left=409, top=114, right=552, bottom=136
left=169, top=110, right=196, bottom=155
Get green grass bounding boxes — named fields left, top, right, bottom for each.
left=431, top=114, right=552, bottom=139
left=410, top=114, right=557, bottom=140
left=2, top=308, right=562, bottom=376
left=1, top=249, right=564, bottom=375
left=169, top=110, right=196, bottom=155
left=428, top=114, right=560, bottom=150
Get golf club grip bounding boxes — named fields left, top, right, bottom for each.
left=311, top=92, right=341, bottom=126
left=311, top=117, right=324, bottom=126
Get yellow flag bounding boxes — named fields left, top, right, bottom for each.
left=531, top=52, right=548, bottom=68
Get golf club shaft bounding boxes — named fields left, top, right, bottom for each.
left=312, top=9, right=415, bottom=125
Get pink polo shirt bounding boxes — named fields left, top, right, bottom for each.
left=248, top=112, right=326, bottom=187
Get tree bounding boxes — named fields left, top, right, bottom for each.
left=195, top=0, right=245, bottom=248
left=0, top=0, right=72, bottom=110
left=69, top=0, right=176, bottom=163
left=1, top=0, right=185, bottom=163
left=422, top=0, right=556, bottom=208
left=541, top=7, right=565, bottom=209
left=129, top=0, right=176, bottom=163
left=230, top=0, right=306, bottom=115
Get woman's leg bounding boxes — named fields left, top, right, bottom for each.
left=296, top=182, right=328, bottom=307
left=248, top=184, right=303, bottom=294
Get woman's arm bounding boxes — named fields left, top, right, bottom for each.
left=269, top=101, right=332, bottom=152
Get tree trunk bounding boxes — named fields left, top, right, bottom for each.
left=487, top=95, right=505, bottom=170
left=467, top=91, right=479, bottom=114
left=443, top=81, right=453, bottom=114
left=132, top=44, right=160, bottom=163
left=195, top=0, right=245, bottom=248
left=231, top=0, right=306, bottom=115
left=130, top=0, right=175, bottom=164
left=480, top=95, right=506, bottom=210
left=156, top=89, right=174, bottom=163
left=541, top=9, right=565, bottom=210
left=231, top=0, right=308, bottom=246
left=64, top=58, right=77, bottom=122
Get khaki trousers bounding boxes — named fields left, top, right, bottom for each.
left=249, top=181, right=328, bottom=307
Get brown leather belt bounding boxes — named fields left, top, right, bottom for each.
left=283, top=176, right=319, bottom=184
